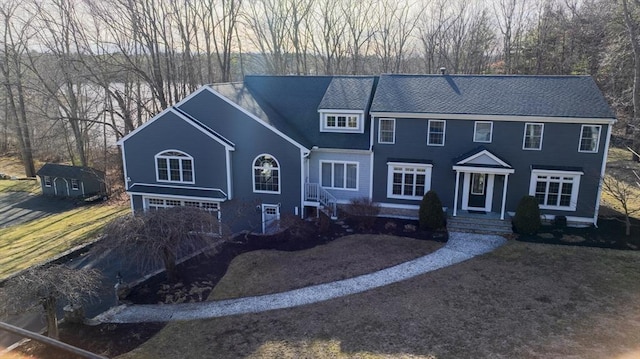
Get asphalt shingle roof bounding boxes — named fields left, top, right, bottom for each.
left=318, top=77, right=376, bottom=110
left=36, top=163, right=105, bottom=181
left=212, top=76, right=376, bottom=150
left=371, top=74, right=616, bottom=119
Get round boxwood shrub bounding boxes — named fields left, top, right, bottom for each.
left=513, top=195, right=541, bottom=234
left=419, top=190, right=445, bottom=230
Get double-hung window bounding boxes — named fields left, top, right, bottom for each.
left=474, top=121, right=493, bottom=143
left=379, top=118, right=396, bottom=144
left=387, top=162, right=433, bottom=199
left=253, top=154, right=280, bottom=193
left=523, top=123, right=544, bottom=150
left=71, top=179, right=79, bottom=190
left=529, top=170, right=582, bottom=211
left=427, top=120, right=445, bottom=146
left=321, top=161, right=358, bottom=190
left=578, top=125, right=601, bottom=153
left=156, top=150, right=194, bottom=183
left=44, top=176, right=52, bottom=187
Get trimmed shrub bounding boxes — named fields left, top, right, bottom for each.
left=513, top=195, right=542, bottom=234
left=419, top=190, right=445, bottom=230
left=346, top=197, right=380, bottom=231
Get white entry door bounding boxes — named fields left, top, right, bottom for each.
left=262, top=204, right=280, bottom=234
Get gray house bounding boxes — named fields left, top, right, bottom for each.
left=37, top=163, right=107, bottom=198
left=118, top=74, right=616, bottom=232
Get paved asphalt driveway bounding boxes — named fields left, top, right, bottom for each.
left=0, top=192, right=143, bottom=350
left=0, top=192, right=77, bottom=228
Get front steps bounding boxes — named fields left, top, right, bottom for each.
left=447, top=214, right=513, bottom=235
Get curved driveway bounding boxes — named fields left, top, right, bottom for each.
left=94, top=232, right=506, bottom=324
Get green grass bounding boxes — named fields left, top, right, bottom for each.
left=0, top=204, right=129, bottom=280
left=0, top=179, right=40, bottom=193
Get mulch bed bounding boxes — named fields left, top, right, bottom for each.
left=14, top=214, right=638, bottom=358
left=516, top=216, right=640, bottom=250
left=12, top=215, right=442, bottom=359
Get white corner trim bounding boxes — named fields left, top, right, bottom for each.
left=594, top=124, right=613, bottom=225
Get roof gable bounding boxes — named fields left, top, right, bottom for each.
left=117, top=107, right=234, bottom=151
left=455, top=147, right=512, bottom=168
left=371, top=74, right=616, bottom=119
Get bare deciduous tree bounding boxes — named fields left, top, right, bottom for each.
left=0, top=265, right=101, bottom=339
left=100, top=206, right=227, bottom=283
left=601, top=171, right=640, bottom=236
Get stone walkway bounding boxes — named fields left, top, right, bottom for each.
left=93, top=232, right=506, bottom=324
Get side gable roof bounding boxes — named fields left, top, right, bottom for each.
left=371, top=74, right=616, bottom=119
left=37, top=163, right=105, bottom=181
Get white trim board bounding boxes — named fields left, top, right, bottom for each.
left=370, top=112, right=616, bottom=125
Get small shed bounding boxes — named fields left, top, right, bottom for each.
left=36, top=163, right=107, bottom=198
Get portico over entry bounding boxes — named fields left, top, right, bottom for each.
left=452, top=147, right=515, bottom=220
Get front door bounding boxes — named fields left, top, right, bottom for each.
left=463, top=172, right=494, bottom=212
left=468, top=173, right=487, bottom=209
left=262, top=204, right=280, bottom=234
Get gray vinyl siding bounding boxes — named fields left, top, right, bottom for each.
left=372, top=117, right=609, bottom=219
left=123, top=111, right=229, bottom=194
left=308, top=151, right=372, bottom=203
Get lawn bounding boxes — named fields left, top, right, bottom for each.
left=118, top=238, right=640, bottom=359
left=0, top=204, right=129, bottom=280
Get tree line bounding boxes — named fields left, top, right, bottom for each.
left=1, top=0, right=639, bottom=179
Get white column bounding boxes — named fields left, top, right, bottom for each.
left=453, top=171, right=460, bottom=217
left=501, top=174, right=509, bottom=220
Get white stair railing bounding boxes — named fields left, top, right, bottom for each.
left=304, top=183, right=337, bottom=219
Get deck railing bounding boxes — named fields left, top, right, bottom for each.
left=304, top=183, right=337, bottom=218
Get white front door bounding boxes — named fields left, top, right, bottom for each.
left=262, top=204, right=280, bottom=234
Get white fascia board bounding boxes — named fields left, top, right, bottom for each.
left=203, top=85, right=310, bottom=153
left=117, top=106, right=174, bottom=145
left=310, top=147, right=372, bottom=154
left=318, top=109, right=364, bottom=114
left=452, top=165, right=515, bottom=175
left=457, top=149, right=511, bottom=168
left=531, top=168, right=584, bottom=176
left=132, top=193, right=227, bottom=203
left=116, top=107, right=235, bottom=151
left=370, top=112, right=617, bottom=125
left=129, top=182, right=229, bottom=196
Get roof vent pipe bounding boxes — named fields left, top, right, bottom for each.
left=440, top=67, right=446, bottom=75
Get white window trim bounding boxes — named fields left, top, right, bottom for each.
left=378, top=118, right=396, bottom=144
left=386, top=162, right=433, bottom=200
left=252, top=153, right=281, bottom=194
left=320, top=160, right=359, bottom=191
left=155, top=150, right=195, bottom=184
left=71, top=179, right=79, bottom=190
left=522, top=122, right=544, bottom=150
left=578, top=124, right=601, bottom=153
left=528, top=169, right=583, bottom=211
left=473, top=121, right=493, bottom=143
left=427, top=119, right=446, bottom=146
left=44, top=176, right=52, bottom=187
left=319, top=111, right=364, bottom=133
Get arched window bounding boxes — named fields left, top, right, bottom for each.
left=253, top=154, right=280, bottom=193
left=155, top=150, right=194, bottom=183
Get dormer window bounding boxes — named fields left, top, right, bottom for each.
left=319, top=111, right=364, bottom=133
